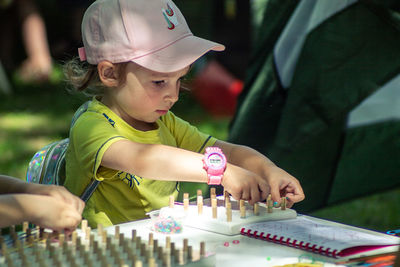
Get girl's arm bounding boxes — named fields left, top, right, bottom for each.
left=214, top=140, right=305, bottom=207
left=102, top=140, right=269, bottom=204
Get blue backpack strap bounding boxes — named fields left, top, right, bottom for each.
left=80, top=180, right=101, bottom=202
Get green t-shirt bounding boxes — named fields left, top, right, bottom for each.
left=64, top=98, right=216, bottom=228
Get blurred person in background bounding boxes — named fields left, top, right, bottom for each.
left=0, top=0, right=52, bottom=84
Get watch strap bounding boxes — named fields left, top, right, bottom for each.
left=208, top=174, right=222, bottom=185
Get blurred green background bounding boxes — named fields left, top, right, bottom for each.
left=0, top=68, right=399, bottom=234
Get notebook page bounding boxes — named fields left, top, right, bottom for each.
left=243, top=215, right=400, bottom=251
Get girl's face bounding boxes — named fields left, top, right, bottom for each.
left=102, top=62, right=190, bottom=131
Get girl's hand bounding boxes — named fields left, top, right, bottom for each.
left=222, top=164, right=269, bottom=205
left=263, top=165, right=305, bottom=208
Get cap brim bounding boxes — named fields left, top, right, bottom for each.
left=130, top=35, right=225, bottom=73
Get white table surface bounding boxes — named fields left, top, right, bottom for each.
left=104, top=214, right=364, bottom=267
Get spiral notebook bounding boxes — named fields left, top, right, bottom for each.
left=240, top=215, right=400, bottom=258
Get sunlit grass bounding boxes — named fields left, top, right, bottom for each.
left=0, top=112, right=73, bottom=132
left=0, top=111, right=73, bottom=179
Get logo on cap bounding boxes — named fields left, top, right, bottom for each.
left=162, top=3, right=178, bottom=30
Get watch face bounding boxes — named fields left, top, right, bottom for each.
left=208, top=153, right=224, bottom=168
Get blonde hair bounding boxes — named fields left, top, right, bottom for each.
left=63, top=58, right=128, bottom=97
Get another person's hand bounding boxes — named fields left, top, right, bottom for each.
left=24, top=194, right=82, bottom=232
left=24, top=183, right=85, bottom=214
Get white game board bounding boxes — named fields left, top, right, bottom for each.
left=163, top=198, right=297, bottom=235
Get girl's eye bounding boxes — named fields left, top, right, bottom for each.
left=152, top=80, right=165, bottom=86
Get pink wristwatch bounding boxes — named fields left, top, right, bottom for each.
left=203, top=147, right=227, bottom=185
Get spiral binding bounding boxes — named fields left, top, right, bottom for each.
left=240, top=227, right=339, bottom=258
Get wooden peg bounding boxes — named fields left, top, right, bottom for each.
left=131, top=229, right=137, bottom=241
left=114, top=225, right=120, bottom=240
left=183, top=238, right=188, bottom=253
left=101, top=229, right=107, bottom=245
left=183, top=193, right=189, bottom=211
left=147, top=233, right=154, bottom=258
left=226, top=202, right=232, bottom=222
left=136, top=236, right=141, bottom=249
left=86, top=226, right=91, bottom=241
left=165, top=236, right=171, bottom=249
left=239, top=199, right=245, bottom=209
left=267, top=194, right=273, bottom=213
left=81, top=219, right=88, bottom=232
left=224, top=190, right=229, bottom=199
left=140, top=243, right=146, bottom=257
left=212, top=198, right=218, bottom=219
left=188, top=245, right=193, bottom=262
left=162, top=249, right=171, bottom=267
left=119, top=233, right=124, bottom=246
left=210, top=187, right=216, bottom=199
left=97, top=223, right=103, bottom=236
left=148, top=257, right=156, bottom=267
left=106, top=236, right=112, bottom=250
left=148, top=232, right=154, bottom=246
left=281, top=197, right=286, bottom=210
left=200, top=241, right=206, bottom=258
left=240, top=200, right=246, bottom=218
left=58, top=233, right=65, bottom=247
left=197, top=189, right=202, bottom=196
left=175, top=248, right=183, bottom=265
left=22, top=221, right=29, bottom=233
left=71, top=231, right=77, bottom=247
left=224, top=191, right=230, bottom=207
left=169, top=195, right=175, bottom=208
left=153, top=239, right=158, bottom=253
left=157, top=246, right=163, bottom=260
left=197, top=195, right=203, bottom=215
left=254, top=203, right=259, bottom=215
left=35, top=225, right=40, bottom=240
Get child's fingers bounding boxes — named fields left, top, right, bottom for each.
left=241, top=190, right=250, bottom=202
left=259, top=184, right=269, bottom=202
left=249, top=186, right=261, bottom=205
left=59, top=210, right=82, bottom=230
left=269, top=181, right=282, bottom=206
left=286, top=192, right=305, bottom=203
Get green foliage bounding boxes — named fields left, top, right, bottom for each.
left=309, top=187, right=400, bottom=232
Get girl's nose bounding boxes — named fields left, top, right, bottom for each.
left=165, top=85, right=179, bottom=102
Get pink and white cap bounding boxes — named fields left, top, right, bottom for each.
left=78, top=0, right=225, bottom=73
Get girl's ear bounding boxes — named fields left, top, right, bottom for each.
left=98, top=61, right=119, bottom=87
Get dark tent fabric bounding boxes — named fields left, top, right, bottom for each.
left=229, top=0, right=400, bottom=212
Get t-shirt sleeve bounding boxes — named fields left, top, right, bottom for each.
left=70, top=111, right=126, bottom=181
left=162, top=112, right=217, bottom=153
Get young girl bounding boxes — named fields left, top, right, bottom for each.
left=63, top=0, right=305, bottom=228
